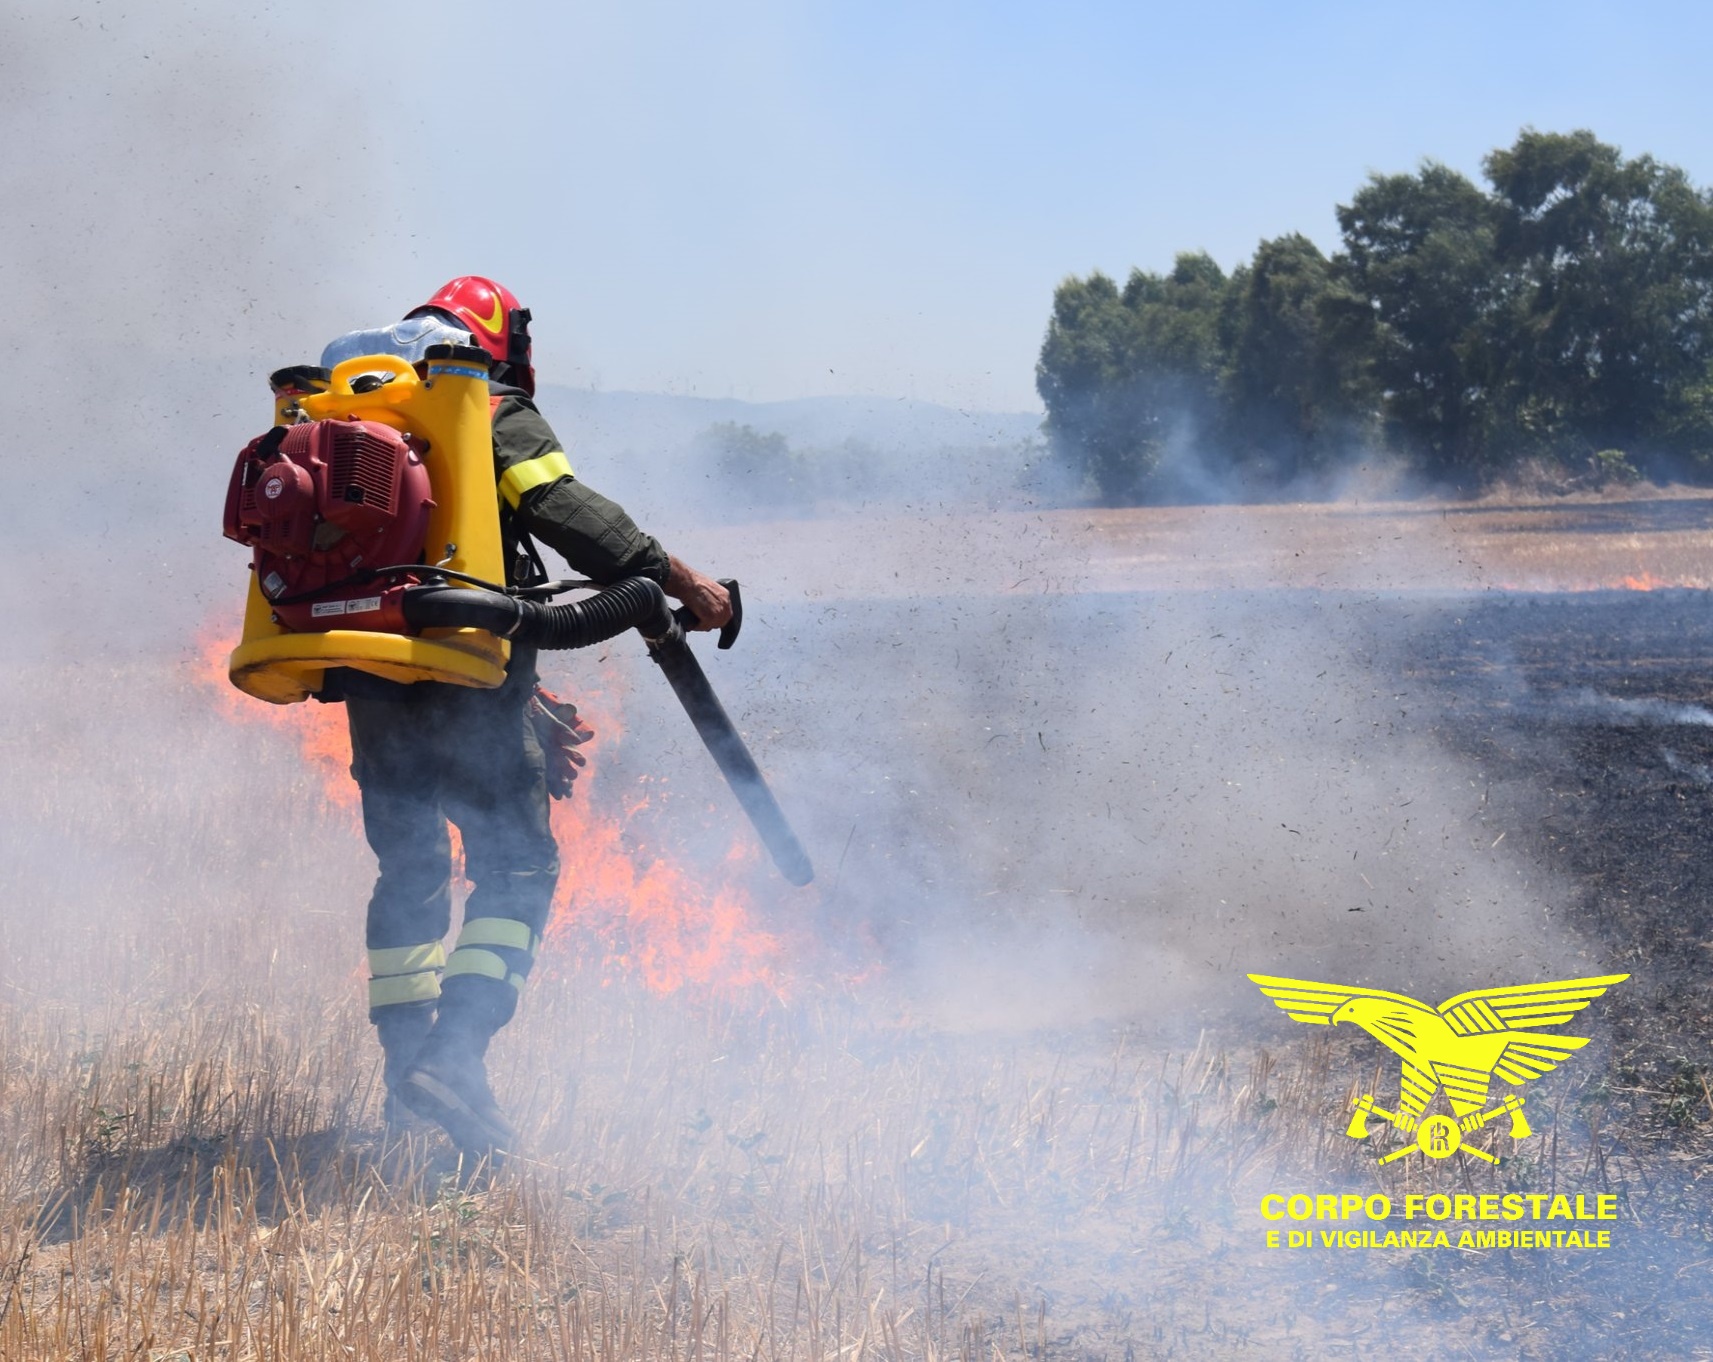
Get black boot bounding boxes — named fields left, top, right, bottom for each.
left=397, top=1011, right=516, bottom=1160
left=374, top=1002, right=436, bottom=1136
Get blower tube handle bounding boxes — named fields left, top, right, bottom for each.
left=672, top=578, right=743, bottom=650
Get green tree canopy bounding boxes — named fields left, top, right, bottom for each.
left=1037, top=253, right=1231, bottom=501
left=1335, top=162, right=1500, bottom=476
left=1483, top=129, right=1713, bottom=469
left=1224, top=232, right=1374, bottom=480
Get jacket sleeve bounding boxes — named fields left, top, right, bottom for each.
left=491, top=395, right=671, bottom=585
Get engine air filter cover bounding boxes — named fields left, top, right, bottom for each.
left=223, top=417, right=435, bottom=632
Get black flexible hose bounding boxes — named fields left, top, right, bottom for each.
left=532, top=576, right=675, bottom=649
left=401, top=577, right=674, bottom=650
left=401, top=583, right=523, bottom=636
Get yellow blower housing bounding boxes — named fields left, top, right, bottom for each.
left=227, top=350, right=510, bottom=704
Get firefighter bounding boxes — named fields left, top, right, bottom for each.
left=325, top=277, right=731, bottom=1159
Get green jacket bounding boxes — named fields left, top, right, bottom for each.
left=490, top=389, right=671, bottom=588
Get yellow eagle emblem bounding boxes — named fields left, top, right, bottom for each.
left=1249, top=972, right=1628, bottom=1164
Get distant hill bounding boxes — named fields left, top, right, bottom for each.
left=534, top=387, right=1040, bottom=456
left=531, top=387, right=1050, bottom=522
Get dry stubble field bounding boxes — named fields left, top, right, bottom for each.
left=2, top=489, right=1712, bottom=1361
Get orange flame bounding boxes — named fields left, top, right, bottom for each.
left=199, top=624, right=359, bottom=818
left=195, top=617, right=786, bottom=996
left=1488, top=569, right=1694, bottom=593
left=542, top=785, right=779, bottom=993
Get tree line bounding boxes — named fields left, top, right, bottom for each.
left=1037, top=129, right=1713, bottom=502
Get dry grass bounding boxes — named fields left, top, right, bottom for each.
left=0, top=962, right=1300, bottom=1359
left=2, top=945, right=1699, bottom=1360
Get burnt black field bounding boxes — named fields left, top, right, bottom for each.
left=1403, top=591, right=1713, bottom=1144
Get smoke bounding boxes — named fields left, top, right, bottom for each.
left=508, top=500, right=1666, bottom=1353
left=1043, top=379, right=1441, bottom=509
left=1559, top=690, right=1713, bottom=728
left=547, top=434, right=1604, bottom=1036
left=0, top=0, right=418, bottom=658
left=0, top=0, right=1610, bottom=1083
left=1146, top=422, right=1430, bottom=507
left=582, top=573, right=1586, bottom=1036
left=530, top=383, right=1064, bottom=525
left=0, top=6, right=1623, bottom=1029
left=0, top=0, right=415, bottom=1005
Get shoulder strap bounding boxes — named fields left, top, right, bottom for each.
left=488, top=391, right=551, bottom=587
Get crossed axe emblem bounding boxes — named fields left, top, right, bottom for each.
left=1345, top=1092, right=1531, bottom=1165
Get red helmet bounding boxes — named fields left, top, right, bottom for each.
left=407, top=276, right=534, bottom=395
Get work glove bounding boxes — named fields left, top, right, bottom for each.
left=529, top=687, right=595, bottom=799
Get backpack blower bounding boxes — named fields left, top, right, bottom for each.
left=223, top=345, right=812, bottom=886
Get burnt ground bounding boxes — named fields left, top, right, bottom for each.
left=1401, top=589, right=1713, bottom=1099
left=1362, top=589, right=1713, bottom=1358
left=1050, top=586, right=1713, bottom=1361
left=930, top=585, right=1713, bottom=1362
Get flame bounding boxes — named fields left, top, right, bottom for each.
left=195, top=617, right=786, bottom=996
left=199, top=622, right=359, bottom=818
left=542, top=782, right=780, bottom=993
left=1488, top=569, right=1698, bottom=593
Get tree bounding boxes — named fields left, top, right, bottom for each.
left=1037, top=254, right=1231, bottom=502
left=1336, top=163, right=1502, bottom=479
left=699, top=422, right=807, bottom=506
left=1223, top=233, right=1376, bottom=482
left=1483, top=129, right=1713, bottom=473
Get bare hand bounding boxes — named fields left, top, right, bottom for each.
left=665, top=555, right=733, bottom=630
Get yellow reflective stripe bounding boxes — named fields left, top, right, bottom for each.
left=368, top=942, right=446, bottom=977
left=444, top=947, right=510, bottom=982
left=454, top=917, right=536, bottom=954
left=369, top=972, right=442, bottom=1007
left=507, top=973, right=527, bottom=993
left=498, top=450, right=574, bottom=509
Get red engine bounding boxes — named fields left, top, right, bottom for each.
left=223, top=418, right=436, bottom=633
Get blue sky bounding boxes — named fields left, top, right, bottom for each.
left=405, top=0, right=1710, bottom=411
left=17, top=0, right=1713, bottom=413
